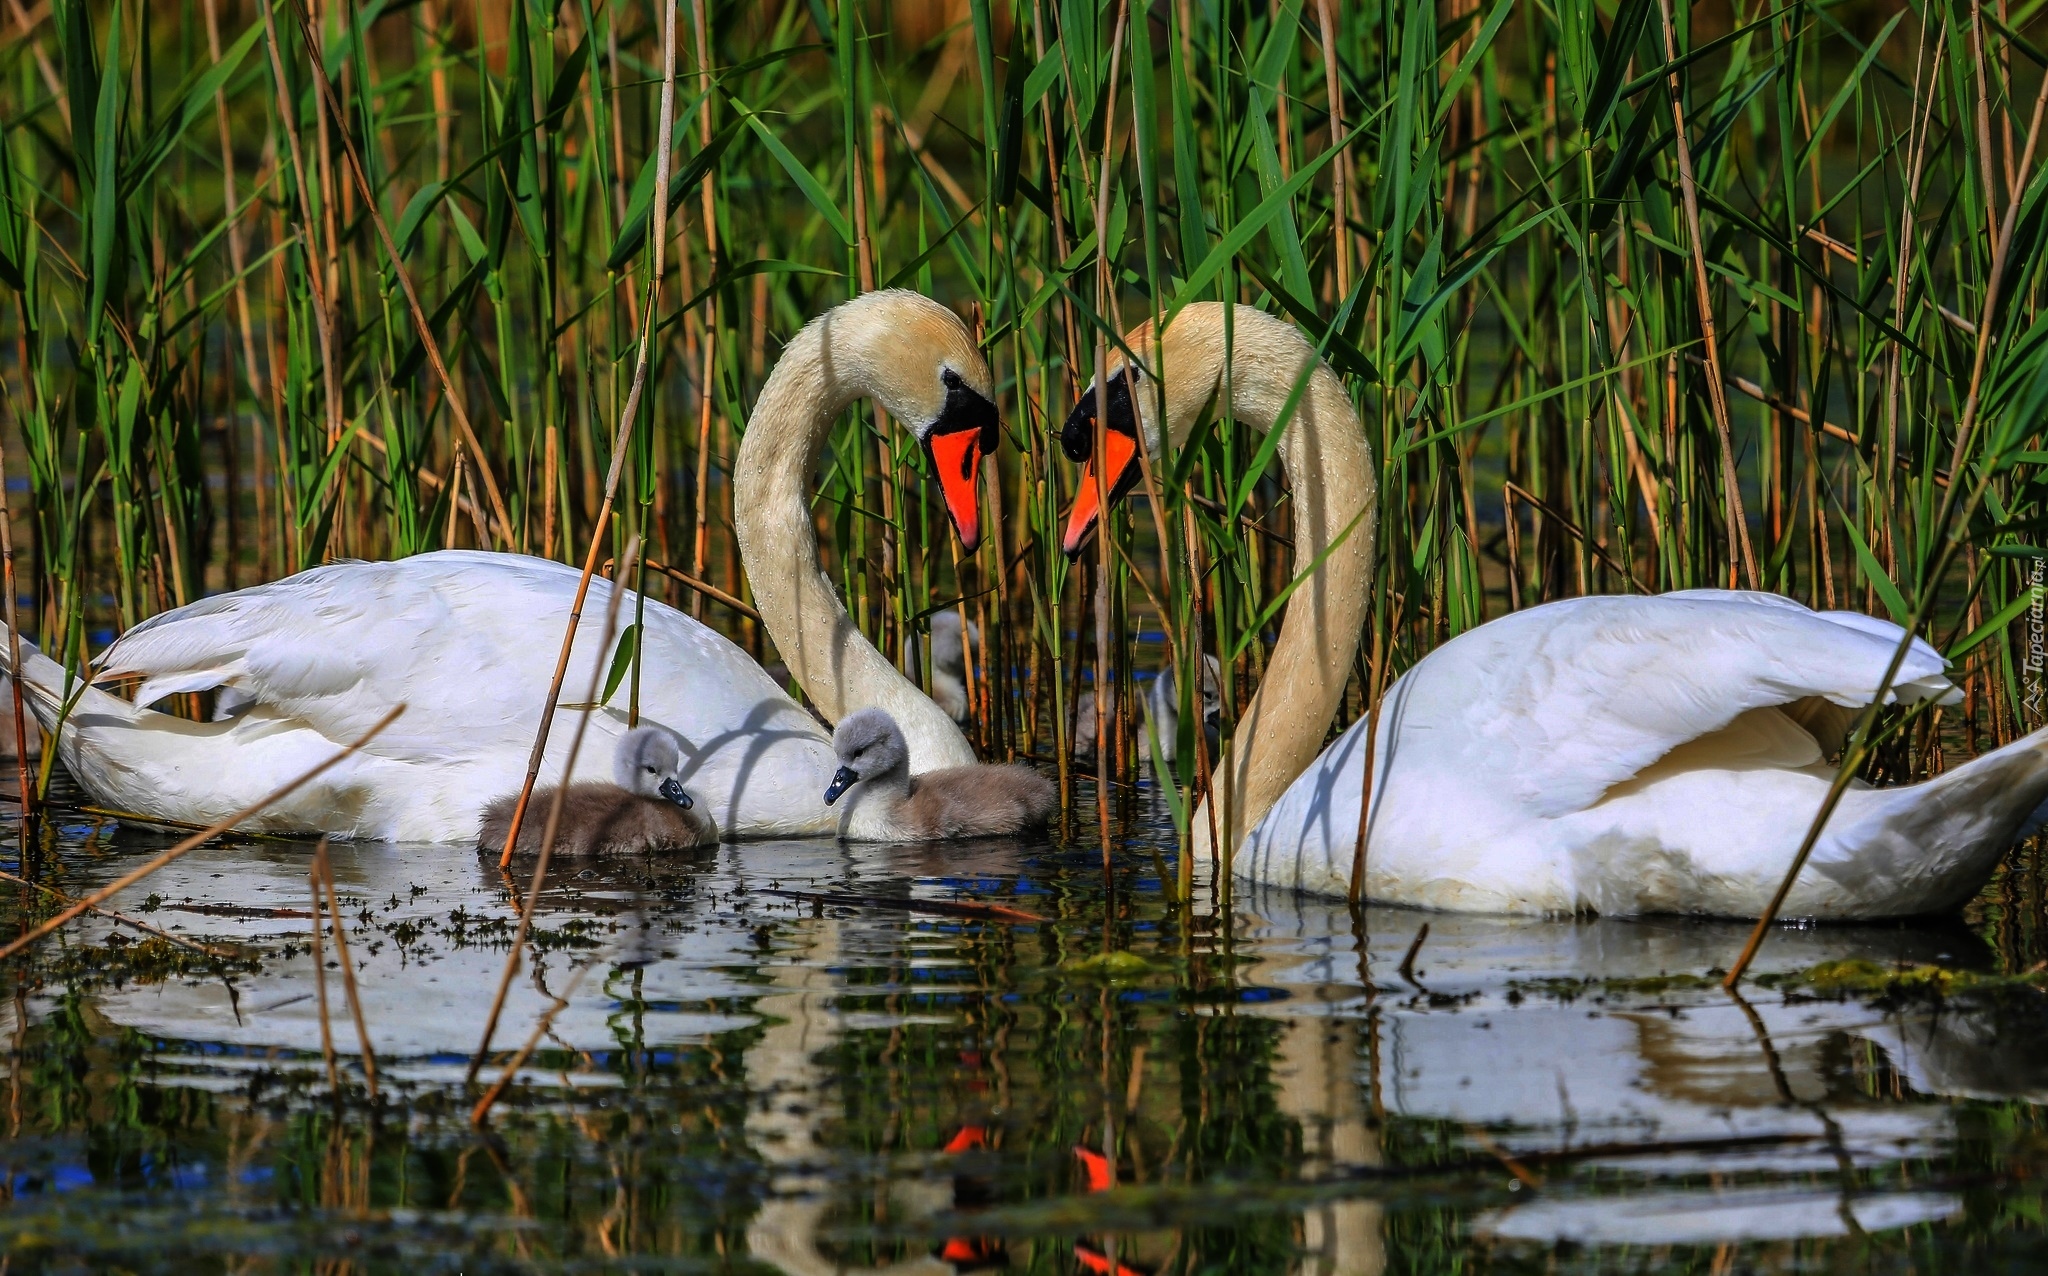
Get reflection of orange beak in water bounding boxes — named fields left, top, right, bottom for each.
left=927, top=427, right=984, bottom=553
left=934, top=1125, right=1006, bottom=1269
left=1074, top=1242, right=1148, bottom=1276
left=1060, top=429, right=1138, bottom=557
left=1071, top=1146, right=1153, bottom=1274
left=1074, top=1145, right=1115, bottom=1191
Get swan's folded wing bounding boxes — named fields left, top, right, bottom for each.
left=95, top=554, right=568, bottom=752
left=1393, top=592, right=1955, bottom=819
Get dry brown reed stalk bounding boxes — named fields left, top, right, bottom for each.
left=468, top=537, right=640, bottom=1099
left=603, top=556, right=758, bottom=621
left=496, top=0, right=682, bottom=869
left=256, top=0, right=338, bottom=448
left=201, top=0, right=263, bottom=586
left=1347, top=698, right=1380, bottom=904
left=0, top=705, right=405, bottom=963
left=0, top=440, right=29, bottom=824
left=307, top=839, right=340, bottom=1092
left=0, top=866, right=235, bottom=959
left=315, top=841, right=378, bottom=1101
left=1091, top=0, right=1132, bottom=875
left=1397, top=922, right=1429, bottom=984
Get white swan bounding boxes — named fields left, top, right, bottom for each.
left=1061, top=303, right=2048, bottom=918
left=1250, top=593, right=2048, bottom=916
left=1061, top=303, right=1374, bottom=857
left=10, top=290, right=992, bottom=841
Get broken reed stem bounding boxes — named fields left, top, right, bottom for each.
left=469, top=538, right=640, bottom=1106
left=316, top=841, right=378, bottom=1101
left=0, top=705, right=405, bottom=963
left=497, top=0, right=682, bottom=869
left=308, top=839, right=340, bottom=1092
left=0, top=867, right=234, bottom=958
left=1397, top=922, right=1429, bottom=984
left=1464, top=1123, right=1543, bottom=1189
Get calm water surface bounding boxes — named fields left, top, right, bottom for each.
left=0, top=784, right=2045, bottom=1272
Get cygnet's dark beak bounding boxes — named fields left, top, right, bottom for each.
left=659, top=777, right=694, bottom=809
left=823, top=766, right=861, bottom=805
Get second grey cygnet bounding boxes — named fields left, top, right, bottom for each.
left=824, top=707, right=1056, bottom=839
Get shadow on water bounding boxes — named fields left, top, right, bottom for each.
left=0, top=784, right=2045, bottom=1270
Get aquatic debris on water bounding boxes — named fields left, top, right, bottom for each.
left=1760, top=958, right=2048, bottom=1000
left=1062, top=950, right=1172, bottom=981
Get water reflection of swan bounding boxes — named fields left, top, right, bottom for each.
left=1234, top=887, right=2046, bottom=1245
left=1247, top=934, right=1385, bottom=1275
left=73, top=841, right=775, bottom=1081
left=1473, top=1186, right=1961, bottom=1245
left=742, top=913, right=955, bottom=1276
left=77, top=839, right=1047, bottom=1088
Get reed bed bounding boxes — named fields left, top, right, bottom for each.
left=0, top=0, right=2043, bottom=871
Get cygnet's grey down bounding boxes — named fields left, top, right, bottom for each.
left=901, top=610, right=981, bottom=726
left=478, top=726, right=717, bottom=856
left=823, top=707, right=1055, bottom=840
left=1073, top=654, right=1222, bottom=764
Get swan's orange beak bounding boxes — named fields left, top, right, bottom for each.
left=1060, top=428, right=1138, bottom=558
left=928, top=427, right=983, bottom=553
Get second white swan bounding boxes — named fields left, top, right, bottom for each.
left=1060, top=304, right=2048, bottom=918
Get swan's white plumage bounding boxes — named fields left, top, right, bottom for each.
left=1240, top=591, right=2048, bottom=918
left=31, top=551, right=839, bottom=841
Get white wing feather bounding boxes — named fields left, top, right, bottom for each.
left=1385, top=591, right=1954, bottom=819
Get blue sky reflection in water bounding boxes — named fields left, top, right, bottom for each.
left=0, top=785, right=2044, bottom=1272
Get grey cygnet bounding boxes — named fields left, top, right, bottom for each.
left=902, top=610, right=981, bottom=726
left=1074, top=653, right=1223, bottom=764
left=478, top=726, right=717, bottom=856
left=823, top=707, right=1056, bottom=839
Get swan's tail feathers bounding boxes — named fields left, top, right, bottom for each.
left=1815, top=728, right=2048, bottom=915
left=0, top=624, right=143, bottom=733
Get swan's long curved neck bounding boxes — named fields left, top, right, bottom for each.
left=733, top=302, right=976, bottom=772
left=1149, top=306, right=1376, bottom=852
